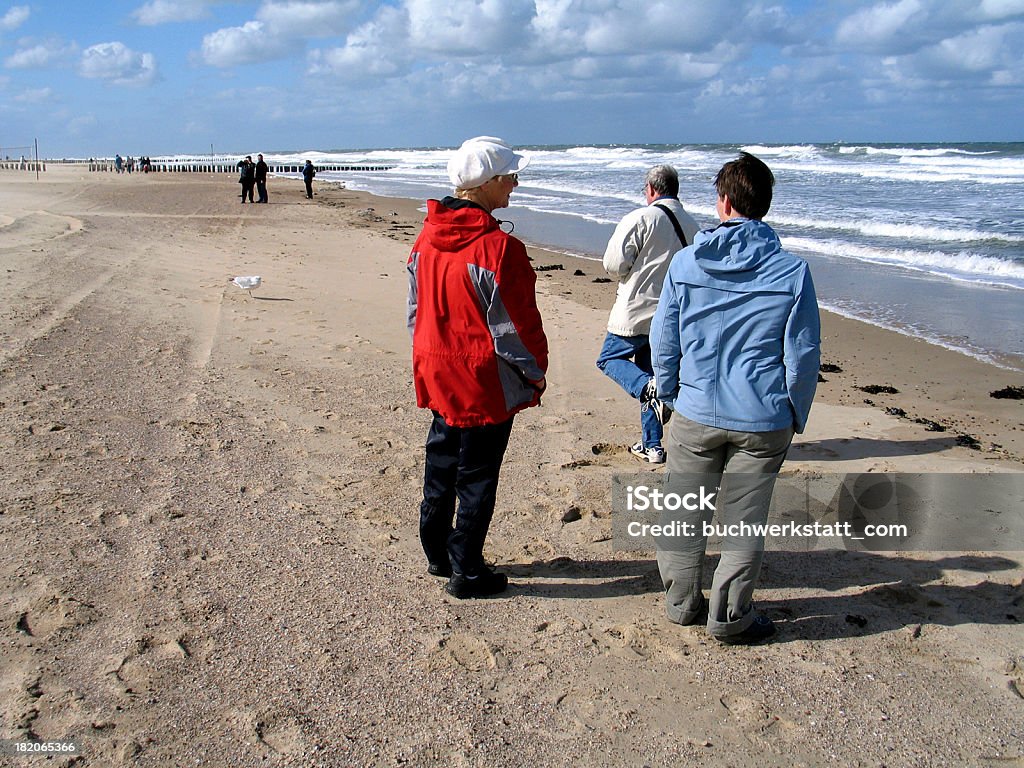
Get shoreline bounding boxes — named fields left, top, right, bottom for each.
left=327, top=171, right=1024, bottom=370
left=516, top=237, right=1024, bottom=374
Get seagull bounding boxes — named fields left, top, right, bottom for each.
left=231, top=275, right=262, bottom=297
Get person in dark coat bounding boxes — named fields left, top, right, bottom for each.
left=255, top=154, right=269, bottom=203
left=302, top=160, right=316, bottom=199
left=237, top=155, right=255, bottom=203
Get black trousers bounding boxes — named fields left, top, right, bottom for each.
left=304, top=179, right=313, bottom=198
left=256, top=179, right=267, bottom=202
left=419, top=412, right=515, bottom=577
left=241, top=182, right=254, bottom=202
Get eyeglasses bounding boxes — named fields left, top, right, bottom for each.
left=494, top=173, right=519, bottom=184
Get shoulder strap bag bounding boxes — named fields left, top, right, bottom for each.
left=652, top=203, right=689, bottom=248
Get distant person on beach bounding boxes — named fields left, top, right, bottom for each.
left=302, top=160, right=316, bottom=199
left=237, top=156, right=256, bottom=203
left=255, top=154, right=269, bottom=203
left=596, top=165, right=698, bottom=464
left=650, top=152, right=821, bottom=645
left=114, top=154, right=123, bottom=174
left=407, top=136, right=547, bottom=599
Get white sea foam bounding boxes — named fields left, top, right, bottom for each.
left=757, top=157, right=1024, bottom=185
left=783, top=236, right=1024, bottom=290
left=772, top=213, right=1024, bottom=245
left=740, top=144, right=821, bottom=158
left=838, top=145, right=997, bottom=157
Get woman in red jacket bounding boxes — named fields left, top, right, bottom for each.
left=407, top=137, right=548, bottom=599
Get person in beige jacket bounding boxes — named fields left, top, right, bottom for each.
left=596, top=165, right=699, bottom=463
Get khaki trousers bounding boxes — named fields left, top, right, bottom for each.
left=656, top=415, right=792, bottom=639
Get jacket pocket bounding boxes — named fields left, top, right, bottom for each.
left=496, top=357, right=541, bottom=411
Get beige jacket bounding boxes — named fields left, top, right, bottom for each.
left=603, top=198, right=699, bottom=336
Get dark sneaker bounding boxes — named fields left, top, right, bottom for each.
left=427, top=562, right=452, bottom=578
left=715, top=615, right=776, bottom=645
left=639, top=377, right=672, bottom=425
left=444, top=569, right=508, bottom=599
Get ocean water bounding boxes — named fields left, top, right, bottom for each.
left=259, top=143, right=1024, bottom=371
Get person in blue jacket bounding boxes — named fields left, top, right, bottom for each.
left=649, top=151, right=820, bottom=645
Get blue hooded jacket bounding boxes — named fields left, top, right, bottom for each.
left=650, top=218, right=820, bottom=434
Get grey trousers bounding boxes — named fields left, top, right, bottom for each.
left=656, top=415, right=793, bottom=639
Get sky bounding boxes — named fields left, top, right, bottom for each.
left=1, top=0, right=1023, bottom=157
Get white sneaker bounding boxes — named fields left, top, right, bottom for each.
left=630, top=442, right=666, bottom=464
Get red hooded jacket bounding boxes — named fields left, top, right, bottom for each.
left=407, top=198, right=548, bottom=427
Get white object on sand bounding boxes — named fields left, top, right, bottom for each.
left=231, top=275, right=262, bottom=296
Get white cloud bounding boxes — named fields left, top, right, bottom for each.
left=201, top=1, right=361, bottom=66
left=835, top=0, right=923, bottom=51
left=980, top=0, right=1024, bottom=19
left=525, top=0, right=728, bottom=60
left=132, top=0, right=211, bottom=25
left=307, top=0, right=743, bottom=85
left=829, top=0, right=1024, bottom=98
left=933, top=25, right=1009, bottom=72
left=80, top=42, right=159, bottom=86
left=405, top=0, right=534, bottom=55
left=256, top=1, right=360, bottom=38
left=835, top=0, right=1024, bottom=54
left=13, top=86, right=52, bottom=103
left=307, top=6, right=408, bottom=79
left=201, top=21, right=276, bottom=66
left=881, top=22, right=1024, bottom=84
left=1, top=5, right=29, bottom=31
left=4, top=38, right=78, bottom=69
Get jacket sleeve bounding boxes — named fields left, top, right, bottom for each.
left=650, top=267, right=682, bottom=405
left=406, top=250, right=419, bottom=339
left=491, top=238, right=548, bottom=382
left=603, top=209, right=647, bottom=279
left=783, top=267, right=821, bottom=434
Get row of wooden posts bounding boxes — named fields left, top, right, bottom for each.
left=83, top=161, right=395, bottom=174
left=0, top=160, right=45, bottom=171
left=0, top=160, right=396, bottom=174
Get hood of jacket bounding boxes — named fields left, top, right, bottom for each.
left=421, top=197, right=499, bottom=253
left=684, top=218, right=804, bottom=293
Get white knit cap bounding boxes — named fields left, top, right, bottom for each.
left=447, top=136, right=530, bottom=190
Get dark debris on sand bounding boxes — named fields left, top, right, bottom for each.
left=990, top=386, right=1024, bottom=400
left=858, top=384, right=900, bottom=395
left=956, top=434, right=983, bottom=450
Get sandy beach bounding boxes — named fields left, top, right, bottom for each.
left=1, top=167, right=1022, bottom=766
